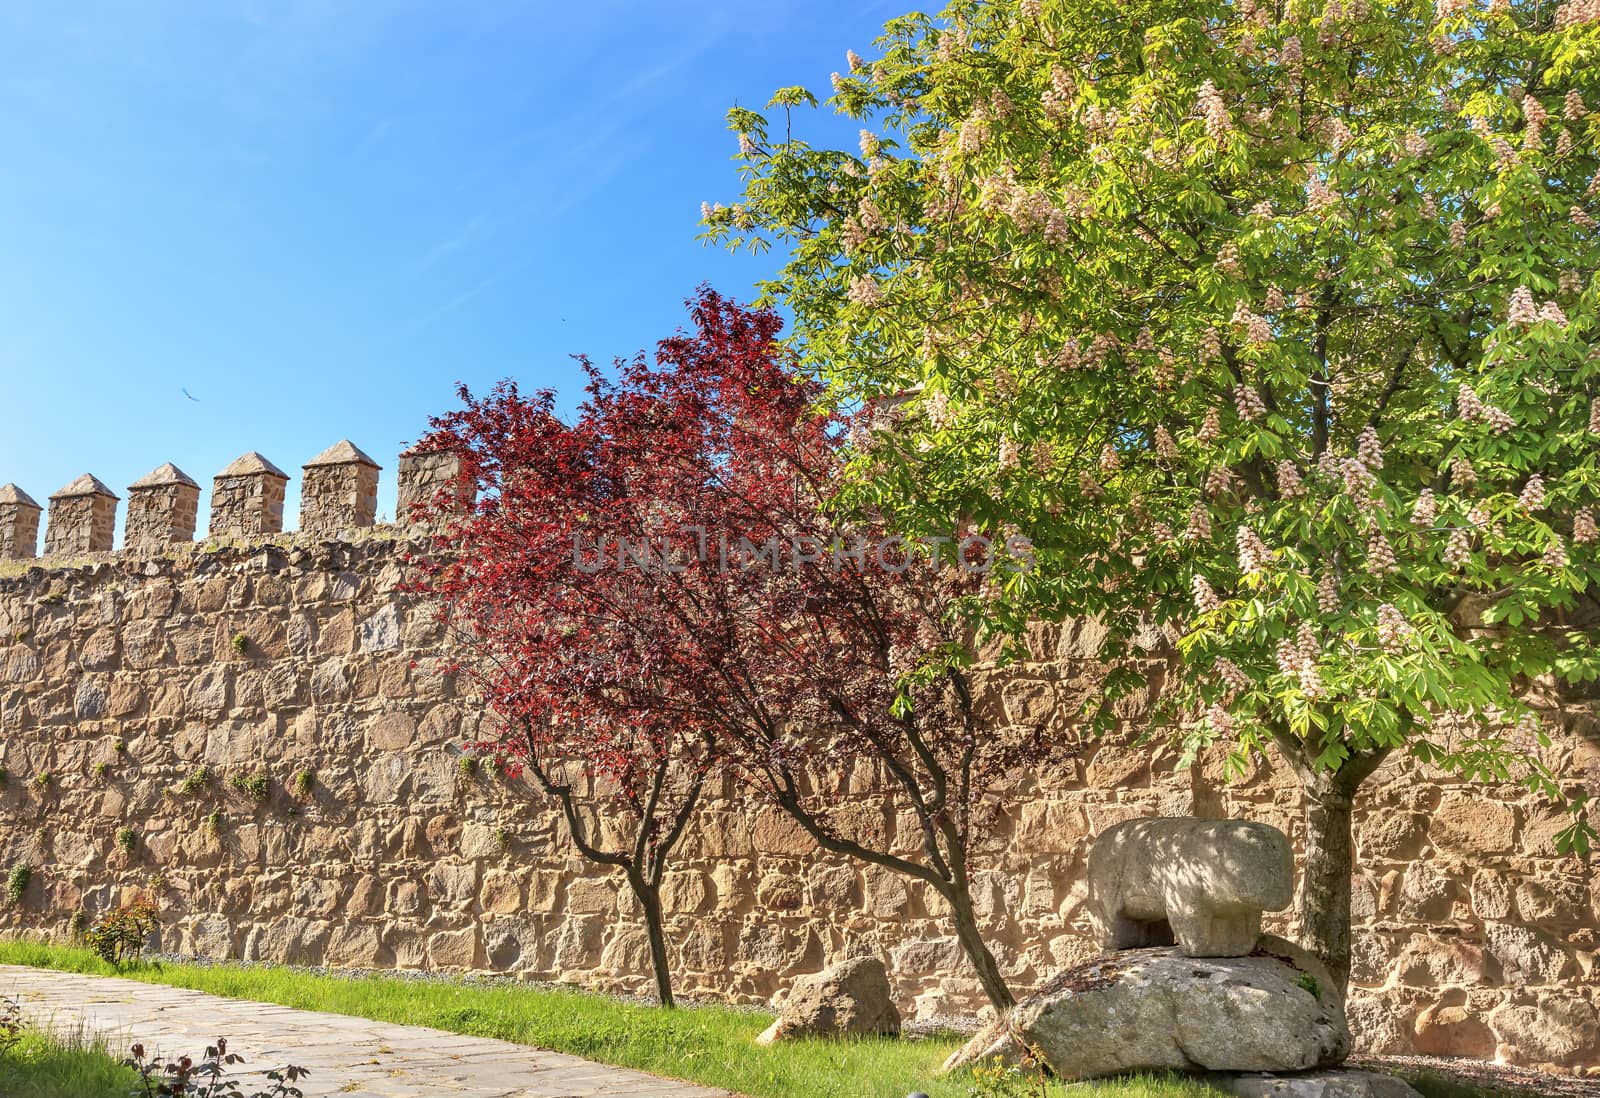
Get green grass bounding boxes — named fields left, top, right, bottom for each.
left=0, top=939, right=1240, bottom=1098
left=0, top=940, right=1523, bottom=1098
left=0, top=1028, right=139, bottom=1098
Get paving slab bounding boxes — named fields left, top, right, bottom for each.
left=1, top=964, right=734, bottom=1097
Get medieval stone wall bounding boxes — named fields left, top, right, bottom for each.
left=0, top=535, right=1596, bottom=1074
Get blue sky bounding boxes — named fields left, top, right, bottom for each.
left=0, top=1, right=901, bottom=539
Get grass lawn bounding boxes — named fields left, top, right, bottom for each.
left=0, top=1027, right=139, bottom=1098
left=0, top=939, right=1515, bottom=1098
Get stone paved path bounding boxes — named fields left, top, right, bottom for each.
left=1, top=965, right=733, bottom=1098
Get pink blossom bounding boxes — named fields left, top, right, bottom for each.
left=1574, top=507, right=1597, bottom=544
left=1357, top=426, right=1383, bottom=470
left=1507, top=286, right=1539, bottom=325
left=1197, top=79, right=1232, bottom=142
left=1519, top=475, right=1546, bottom=510
left=1237, top=526, right=1271, bottom=574
left=1567, top=90, right=1589, bottom=121
left=997, top=436, right=1020, bottom=473
left=1100, top=443, right=1121, bottom=472
left=1030, top=438, right=1055, bottom=471
left=1317, top=571, right=1340, bottom=615
left=1277, top=460, right=1305, bottom=498
left=1234, top=384, right=1267, bottom=421
left=1366, top=530, right=1398, bottom=575
left=1186, top=502, right=1213, bottom=541
left=1215, top=658, right=1252, bottom=695
left=1445, top=527, right=1473, bottom=567
left=1376, top=603, right=1412, bottom=654
left=1411, top=489, right=1438, bottom=527
left=1544, top=538, right=1568, bottom=569
left=847, top=276, right=883, bottom=306
left=1193, top=575, right=1222, bottom=613
left=1155, top=426, right=1178, bottom=460
left=1450, top=456, right=1476, bottom=486
left=1197, top=407, right=1222, bottom=445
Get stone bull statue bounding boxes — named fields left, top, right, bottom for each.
left=1087, top=817, right=1294, bottom=958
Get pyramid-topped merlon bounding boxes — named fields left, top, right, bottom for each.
left=0, top=483, right=42, bottom=560
left=300, top=440, right=381, bottom=535
left=49, top=473, right=119, bottom=501
left=211, top=452, right=288, bottom=538
left=217, top=451, right=289, bottom=480
left=44, top=473, right=118, bottom=555
left=0, top=483, right=40, bottom=509
left=126, top=463, right=201, bottom=552
left=129, top=462, right=200, bottom=490
left=304, top=440, right=380, bottom=470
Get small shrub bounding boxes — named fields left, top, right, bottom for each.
left=113, top=738, right=127, bottom=755
left=291, top=770, right=314, bottom=797
left=229, top=772, right=270, bottom=801
left=1297, top=972, right=1322, bottom=1000
left=493, top=826, right=512, bottom=851
left=0, top=995, right=18, bottom=1060
left=458, top=755, right=477, bottom=779
left=115, top=827, right=138, bottom=854
left=179, top=766, right=211, bottom=796
left=230, top=632, right=249, bottom=655
left=149, top=872, right=167, bottom=892
left=126, top=1037, right=309, bottom=1098
left=93, top=760, right=111, bottom=781
left=5, top=865, right=29, bottom=906
left=965, top=1056, right=1050, bottom=1098
left=205, top=810, right=223, bottom=834
left=85, top=899, right=158, bottom=965
left=29, top=771, right=50, bottom=792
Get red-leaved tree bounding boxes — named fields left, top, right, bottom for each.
left=416, top=290, right=1044, bottom=1011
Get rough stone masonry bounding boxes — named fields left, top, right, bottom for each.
left=0, top=444, right=1596, bottom=1076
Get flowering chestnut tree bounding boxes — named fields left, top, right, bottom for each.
left=417, top=291, right=1041, bottom=1011
left=710, top=0, right=1600, bottom=989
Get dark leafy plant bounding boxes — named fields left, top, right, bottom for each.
left=115, top=827, right=138, bottom=854
left=85, top=899, right=158, bottom=965
left=179, top=767, right=210, bottom=797
left=125, top=1037, right=309, bottom=1098
left=0, top=996, right=20, bottom=1060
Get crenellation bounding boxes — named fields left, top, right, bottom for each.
left=397, top=444, right=472, bottom=522
left=43, top=474, right=118, bottom=556
left=209, top=452, right=289, bottom=539
left=301, top=441, right=380, bottom=535
left=126, top=463, right=201, bottom=552
left=0, top=483, right=42, bottom=560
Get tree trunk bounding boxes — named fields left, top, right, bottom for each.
left=946, top=881, right=1015, bottom=1012
left=1298, top=768, right=1359, bottom=994
left=630, top=874, right=675, bottom=1008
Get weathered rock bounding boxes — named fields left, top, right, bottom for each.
left=756, top=956, right=900, bottom=1044
left=1088, top=817, right=1293, bottom=957
left=1221, top=1069, right=1423, bottom=1098
left=942, top=937, right=1348, bottom=1080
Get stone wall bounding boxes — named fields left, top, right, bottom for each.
left=0, top=537, right=1595, bottom=1075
